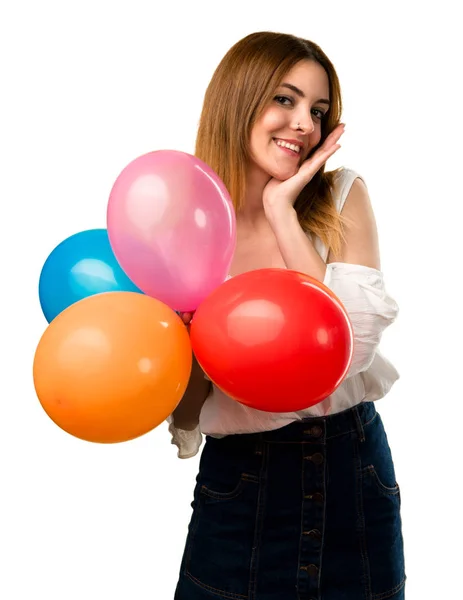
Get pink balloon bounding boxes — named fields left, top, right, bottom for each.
left=106, top=150, right=236, bottom=312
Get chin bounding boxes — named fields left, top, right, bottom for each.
left=250, top=156, right=299, bottom=183
left=267, top=165, right=299, bottom=181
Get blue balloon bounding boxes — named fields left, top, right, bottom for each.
left=39, top=228, right=143, bottom=322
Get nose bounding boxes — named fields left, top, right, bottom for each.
left=294, top=115, right=315, bottom=134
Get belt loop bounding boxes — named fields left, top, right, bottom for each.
left=353, top=406, right=366, bottom=442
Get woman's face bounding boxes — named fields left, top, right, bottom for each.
left=248, top=60, right=330, bottom=182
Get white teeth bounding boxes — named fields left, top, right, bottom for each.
left=275, top=139, right=301, bottom=154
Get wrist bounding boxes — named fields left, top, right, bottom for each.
left=264, top=203, right=298, bottom=227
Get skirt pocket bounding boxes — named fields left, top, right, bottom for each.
left=359, top=413, right=406, bottom=599
left=185, top=472, right=260, bottom=599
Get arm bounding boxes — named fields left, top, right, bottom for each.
left=327, top=177, right=380, bottom=268
left=265, top=207, right=327, bottom=280
left=262, top=123, right=345, bottom=278
left=171, top=354, right=211, bottom=430
left=266, top=177, right=379, bottom=275
left=267, top=177, right=398, bottom=378
left=171, top=312, right=211, bottom=431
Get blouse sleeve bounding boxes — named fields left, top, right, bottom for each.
left=323, top=262, right=399, bottom=378
left=166, top=415, right=203, bottom=459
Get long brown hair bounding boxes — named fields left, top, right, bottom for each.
left=195, top=31, right=347, bottom=259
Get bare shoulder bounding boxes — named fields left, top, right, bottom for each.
left=328, top=176, right=381, bottom=269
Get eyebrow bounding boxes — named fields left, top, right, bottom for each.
left=280, top=83, right=330, bottom=106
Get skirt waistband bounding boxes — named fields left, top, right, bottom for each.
left=206, top=401, right=377, bottom=447
left=262, top=401, right=376, bottom=443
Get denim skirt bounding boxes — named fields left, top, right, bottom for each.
left=174, top=401, right=406, bottom=600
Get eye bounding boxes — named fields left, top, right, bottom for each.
left=312, top=108, right=326, bottom=121
left=274, top=95, right=293, bottom=106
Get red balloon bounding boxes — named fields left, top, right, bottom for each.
left=190, top=269, right=353, bottom=412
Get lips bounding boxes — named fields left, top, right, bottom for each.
left=273, top=138, right=302, bottom=156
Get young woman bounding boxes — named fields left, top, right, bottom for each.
left=168, top=31, right=405, bottom=600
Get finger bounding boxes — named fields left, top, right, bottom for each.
left=316, top=144, right=341, bottom=167
left=184, top=311, right=196, bottom=325
left=302, top=142, right=341, bottom=174
left=325, top=126, right=345, bottom=147
left=321, top=125, right=345, bottom=149
left=307, top=128, right=343, bottom=163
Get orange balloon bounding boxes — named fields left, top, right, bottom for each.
left=33, top=291, right=192, bottom=443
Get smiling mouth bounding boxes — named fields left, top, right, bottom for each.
left=273, top=138, right=302, bottom=156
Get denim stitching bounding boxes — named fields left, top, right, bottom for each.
left=354, top=406, right=366, bottom=442
left=317, top=442, right=328, bottom=600
left=265, top=411, right=379, bottom=445
left=200, top=473, right=260, bottom=500
left=356, top=418, right=404, bottom=600
left=200, top=480, right=245, bottom=501
left=296, top=443, right=305, bottom=600
left=372, top=575, right=406, bottom=599
left=355, top=434, right=373, bottom=599
left=362, top=466, right=400, bottom=496
left=185, top=464, right=261, bottom=597
left=184, top=492, right=203, bottom=579
left=248, top=441, right=268, bottom=600
left=185, top=572, right=249, bottom=599
left=179, top=406, right=402, bottom=599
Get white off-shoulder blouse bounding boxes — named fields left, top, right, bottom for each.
left=167, top=167, right=400, bottom=458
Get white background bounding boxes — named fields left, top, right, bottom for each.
left=1, top=1, right=461, bottom=598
